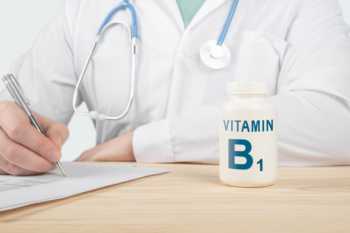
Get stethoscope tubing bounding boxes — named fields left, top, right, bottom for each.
left=217, top=0, right=240, bottom=46
left=73, top=0, right=139, bottom=120
left=73, top=0, right=240, bottom=120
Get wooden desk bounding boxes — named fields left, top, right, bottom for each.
left=0, top=164, right=350, bottom=233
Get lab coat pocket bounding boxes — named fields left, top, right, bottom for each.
left=234, top=30, right=288, bottom=95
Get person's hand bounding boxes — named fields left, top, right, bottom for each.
left=0, top=101, right=69, bottom=176
left=78, top=131, right=135, bottom=162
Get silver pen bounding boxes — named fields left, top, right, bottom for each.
left=2, top=74, right=66, bottom=177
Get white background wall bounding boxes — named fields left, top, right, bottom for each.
left=0, top=0, right=350, bottom=161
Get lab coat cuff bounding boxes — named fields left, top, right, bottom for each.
left=133, top=120, right=174, bottom=163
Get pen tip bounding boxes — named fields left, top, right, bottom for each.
left=56, top=162, right=67, bottom=177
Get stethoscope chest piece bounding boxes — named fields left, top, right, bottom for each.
left=200, top=40, right=232, bottom=70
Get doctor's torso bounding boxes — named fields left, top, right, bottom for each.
left=2, top=0, right=348, bottom=165
left=68, top=0, right=294, bottom=143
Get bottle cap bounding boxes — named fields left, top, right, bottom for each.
left=227, top=81, right=269, bottom=95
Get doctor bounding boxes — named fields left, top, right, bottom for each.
left=0, top=0, right=350, bottom=176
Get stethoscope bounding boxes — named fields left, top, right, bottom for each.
left=73, top=0, right=240, bottom=121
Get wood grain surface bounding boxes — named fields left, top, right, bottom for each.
left=0, top=163, right=349, bottom=233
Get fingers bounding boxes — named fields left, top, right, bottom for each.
left=0, top=130, right=54, bottom=173
left=78, top=152, right=91, bottom=162
left=78, top=147, right=100, bottom=162
left=34, top=113, right=69, bottom=149
left=0, top=155, right=36, bottom=176
left=0, top=104, right=61, bottom=162
left=6, top=124, right=60, bottom=162
left=46, top=124, right=69, bottom=149
left=0, top=102, right=66, bottom=176
left=78, top=132, right=135, bottom=162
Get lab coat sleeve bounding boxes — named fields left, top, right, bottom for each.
left=133, top=0, right=350, bottom=165
left=273, top=0, right=350, bottom=166
left=133, top=107, right=220, bottom=163
left=0, top=0, right=82, bottom=124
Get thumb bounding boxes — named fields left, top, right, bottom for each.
left=46, top=123, right=69, bottom=149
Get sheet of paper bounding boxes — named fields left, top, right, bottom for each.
left=0, top=162, right=169, bottom=212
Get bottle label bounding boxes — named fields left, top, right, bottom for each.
left=223, top=119, right=274, bottom=133
left=220, top=115, right=277, bottom=185
left=223, top=119, right=274, bottom=171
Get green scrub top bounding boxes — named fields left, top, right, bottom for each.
left=176, top=0, right=206, bottom=27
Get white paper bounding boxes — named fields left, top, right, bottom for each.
left=0, top=162, right=168, bottom=212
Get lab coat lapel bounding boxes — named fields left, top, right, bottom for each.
left=155, top=1, right=185, bottom=32
left=187, top=0, right=229, bottom=30
left=149, top=0, right=230, bottom=32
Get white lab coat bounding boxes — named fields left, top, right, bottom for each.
left=1, top=0, right=350, bottom=166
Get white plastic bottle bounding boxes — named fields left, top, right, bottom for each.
left=219, top=82, right=278, bottom=187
